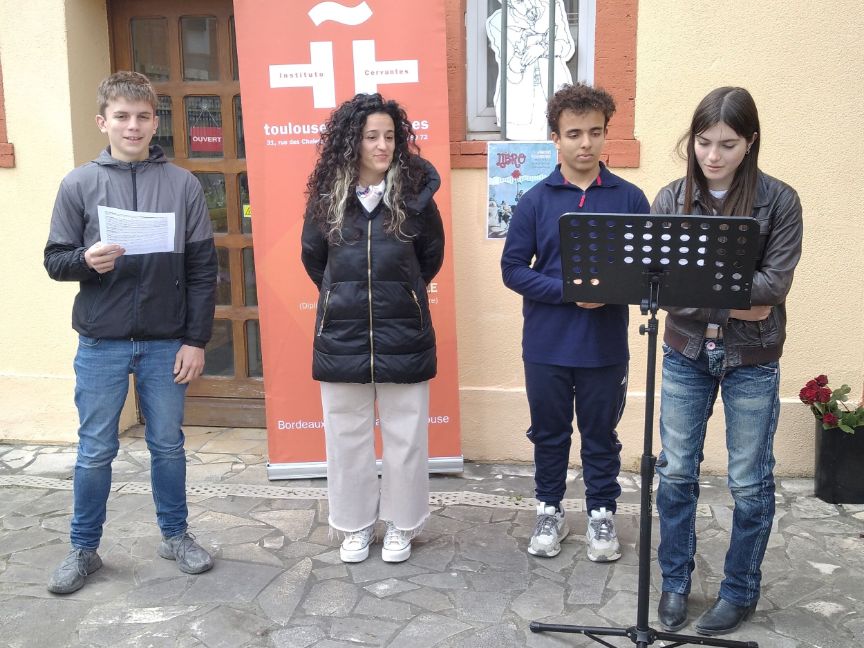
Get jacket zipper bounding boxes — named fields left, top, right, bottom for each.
left=130, top=163, right=140, bottom=338
left=411, top=289, right=423, bottom=330
left=317, top=289, right=331, bottom=336
left=367, top=220, right=375, bottom=381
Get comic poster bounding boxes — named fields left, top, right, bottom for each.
left=487, top=140, right=557, bottom=239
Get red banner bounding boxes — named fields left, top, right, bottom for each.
left=234, top=0, right=462, bottom=477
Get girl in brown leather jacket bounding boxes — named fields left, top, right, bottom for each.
left=651, top=87, right=803, bottom=637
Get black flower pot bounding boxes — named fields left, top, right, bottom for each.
left=814, top=422, right=864, bottom=504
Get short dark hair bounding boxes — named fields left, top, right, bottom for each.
left=546, top=83, right=616, bottom=133
left=97, top=71, right=158, bottom=116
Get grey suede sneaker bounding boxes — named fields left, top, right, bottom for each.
left=158, top=532, right=214, bottom=574
left=47, top=548, right=102, bottom=594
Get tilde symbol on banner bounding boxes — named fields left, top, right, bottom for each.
left=269, top=41, right=419, bottom=109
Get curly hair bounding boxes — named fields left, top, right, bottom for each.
left=305, top=93, right=426, bottom=243
left=546, top=83, right=616, bottom=133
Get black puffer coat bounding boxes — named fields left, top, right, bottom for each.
left=301, top=160, right=445, bottom=383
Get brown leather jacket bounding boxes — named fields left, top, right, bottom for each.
left=651, top=172, right=803, bottom=367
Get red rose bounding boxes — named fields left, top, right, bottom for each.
left=816, top=387, right=832, bottom=403
left=823, top=412, right=839, bottom=426
left=814, top=375, right=829, bottom=387
left=799, top=386, right=818, bottom=404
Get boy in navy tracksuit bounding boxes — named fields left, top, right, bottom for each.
left=501, top=83, right=649, bottom=561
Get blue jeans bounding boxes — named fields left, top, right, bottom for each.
left=656, top=341, right=779, bottom=607
left=71, top=336, right=189, bottom=549
left=524, top=361, right=627, bottom=512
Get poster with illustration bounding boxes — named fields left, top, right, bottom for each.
left=487, top=140, right=557, bottom=239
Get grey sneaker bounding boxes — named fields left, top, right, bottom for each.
left=528, top=502, right=569, bottom=557
left=47, top=548, right=102, bottom=594
left=158, top=531, right=214, bottom=574
left=586, top=507, right=621, bottom=562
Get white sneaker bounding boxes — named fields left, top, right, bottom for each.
left=381, top=521, right=412, bottom=563
left=528, top=502, right=569, bottom=557
left=339, top=525, right=375, bottom=563
left=586, top=507, right=621, bottom=562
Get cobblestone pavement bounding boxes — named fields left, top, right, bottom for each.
left=1, top=426, right=863, bottom=647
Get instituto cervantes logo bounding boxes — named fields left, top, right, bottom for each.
left=269, top=1, right=420, bottom=108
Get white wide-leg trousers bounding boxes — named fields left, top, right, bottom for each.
left=320, top=381, right=430, bottom=533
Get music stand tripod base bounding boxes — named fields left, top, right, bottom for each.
left=529, top=213, right=761, bottom=648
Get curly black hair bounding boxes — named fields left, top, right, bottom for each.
left=546, top=83, right=616, bottom=133
left=305, top=93, right=426, bottom=243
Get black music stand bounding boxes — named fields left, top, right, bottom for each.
left=529, top=213, right=761, bottom=648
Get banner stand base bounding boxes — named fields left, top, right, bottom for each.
left=266, top=456, right=464, bottom=481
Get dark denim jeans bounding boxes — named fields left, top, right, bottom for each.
left=524, top=361, right=627, bottom=513
left=656, top=340, right=779, bottom=607
left=71, top=336, right=189, bottom=549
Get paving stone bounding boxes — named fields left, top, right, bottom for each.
left=187, top=606, right=271, bottom=648
left=605, top=562, right=639, bottom=592
left=512, top=576, right=565, bottom=620
left=363, top=577, right=419, bottom=598
left=441, top=622, right=525, bottom=648
left=348, top=558, right=426, bottom=584
left=596, top=590, right=640, bottom=626
left=14, top=490, right=75, bottom=517
left=0, top=597, right=91, bottom=647
left=0, top=526, right=62, bottom=556
left=248, top=510, right=315, bottom=541
left=255, top=558, right=312, bottom=625
left=453, top=589, right=509, bottom=623
left=282, top=541, right=331, bottom=560
left=388, top=612, right=472, bottom=648
left=206, top=526, right=274, bottom=546
left=261, top=534, right=285, bottom=550
left=566, top=560, right=610, bottom=605
left=409, top=571, right=468, bottom=590
left=1, top=449, right=38, bottom=469
left=220, top=543, right=283, bottom=567
left=2, top=514, right=39, bottom=530
left=770, top=608, right=856, bottom=647
left=467, top=570, right=529, bottom=592
left=40, top=513, right=71, bottom=534
left=353, top=593, right=414, bottom=620
left=439, top=505, right=495, bottom=524
left=456, top=521, right=529, bottom=571
left=792, top=497, right=841, bottom=519
left=763, top=575, right=829, bottom=609
left=179, top=560, right=282, bottom=604
left=410, top=535, right=455, bottom=571
left=301, top=578, right=361, bottom=617
left=532, top=566, right=566, bottom=583
left=312, top=563, right=347, bottom=580
left=330, top=616, right=400, bottom=644
left=270, top=625, right=326, bottom=648
left=396, top=586, right=453, bottom=612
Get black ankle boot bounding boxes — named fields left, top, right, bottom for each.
left=657, top=592, right=688, bottom=631
left=695, top=597, right=755, bottom=636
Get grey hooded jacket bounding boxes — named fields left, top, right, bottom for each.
left=44, top=146, right=217, bottom=347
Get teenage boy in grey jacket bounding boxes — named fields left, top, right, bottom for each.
left=43, top=71, right=217, bottom=594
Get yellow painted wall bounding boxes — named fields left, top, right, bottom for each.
left=451, top=0, right=864, bottom=475
left=1, top=1, right=861, bottom=478
left=0, top=0, right=135, bottom=443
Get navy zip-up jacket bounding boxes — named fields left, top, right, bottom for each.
left=501, top=163, right=649, bottom=367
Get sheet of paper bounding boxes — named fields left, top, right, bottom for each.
left=97, top=206, right=176, bottom=255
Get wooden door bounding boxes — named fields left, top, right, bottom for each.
left=110, top=0, right=264, bottom=427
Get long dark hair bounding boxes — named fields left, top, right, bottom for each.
left=680, top=87, right=760, bottom=216
left=305, top=93, right=425, bottom=243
